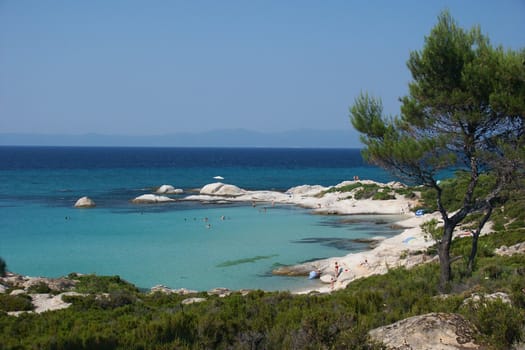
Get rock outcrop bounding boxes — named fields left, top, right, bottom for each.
left=1, top=273, right=77, bottom=293
left=286, top=184, right=326, bottom=197
left=0, top=273, right=83, bottom=315
left=31, top=292, right=84, bottom=314
left=155, top=185, right=183, bottom=194
left=368, top=313, right=481, bottom=349
left=131, top=194, right=175, bottom=204
left=181, top=297, right=206, bottom=305
left=207, top=287, right=232, bottom=297
left=495, top=242, right=525, bottom=256
left=23, top=276, right=77, bottom=292
left=200, top=183, right=245, bottom=197
left=74, top=196, right=96, bottom=208
left=150, top=285, right=197, bottom=295
left=462, top=292, right=512, bottom=307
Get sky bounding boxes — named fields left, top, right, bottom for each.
left=1, top=1, right=524, bottom=141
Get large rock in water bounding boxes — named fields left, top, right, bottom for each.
left=368, top=313, right=481, bottom=349
left=74, top=196, right=96, bottom=208
left=200, top=183, right=245, bottom=197
left=155, top=184, right=183, bottom=194
left=132, top=194, right=175, bottom=204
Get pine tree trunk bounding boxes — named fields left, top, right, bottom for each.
left=437, top=224, right=454, bottom=292
left=467, top=233, right=479, bottom=274
left=467, top=206, right=492, bottom=274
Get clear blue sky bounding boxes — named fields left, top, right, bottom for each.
left=1, top=1, right=524, bottom=138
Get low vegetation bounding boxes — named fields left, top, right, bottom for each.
left=322, top=182, right=399, bottom=200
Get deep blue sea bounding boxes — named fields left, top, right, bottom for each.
left=0, top=147, right=401, bottom=291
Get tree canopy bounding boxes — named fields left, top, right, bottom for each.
left=350, top=11, right=525, bottom=289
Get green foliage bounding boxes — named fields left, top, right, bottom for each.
left=419, top=172, right=496, bottom=213
left=0, top=294, right=33, bottom=312
left=462, top=299, right=524, bottom=349
left=27, top=282, right=52, bottom=294
left=394, top=187, right=416, bottom=198
left=322, top=182, right=397, bottom=200
left=323, top=182, right=364, bottom=194
left=354, top=183, right=389, bottom=200
left=420, top=218, right=441, bottom=241
left=372, top=191, right=395, bottom=200
left=72, top=274, right=139, bottom=294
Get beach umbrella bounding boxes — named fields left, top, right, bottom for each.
left=402, top=236, right=416, bottom=244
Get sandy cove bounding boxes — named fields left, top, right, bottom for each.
left=182, top=179, right=472, bottom=293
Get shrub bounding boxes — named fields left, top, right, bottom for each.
left=324, top=182, right=364, bottom=194
left=372, top=191, right=396, bottom=200
left=463, top=299, right=524, bottom=349
left=0, top=294, right=33, bottom=312
left=27, top=281, right=52, bottom=294
left=74, top=274, right=139, bottom=294
left=482, top=264, right=504, bottom=280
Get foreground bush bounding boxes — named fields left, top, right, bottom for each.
left=0, top=294, right=33, bottom=313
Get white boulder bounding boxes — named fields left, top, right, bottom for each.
left=207, top=287, right=232, bottom=297
left=150, top=285, right=197, bottom=295
left=10, top=289, right=26, bottom=296
left=132, top=194, right=175, bottom=204
left=463, top=292, right=512, bottom=307
left=74, top=196, right=96, bottom=208
left=495, top=242, right=525, bottom=256
left=155, top=185, right=183, bottom=194
left=286, top=185, right=326, bottom=197
left=181, top=297, right=207, bottom=305
left=200, top=183, right=245, bottom=197
left=369, top=313, right=481, bottom=349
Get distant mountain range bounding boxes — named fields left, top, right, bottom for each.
left=0, top=129, right=362, bottom=148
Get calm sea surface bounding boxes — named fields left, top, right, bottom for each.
left=0, top=147, right=401, bottom=291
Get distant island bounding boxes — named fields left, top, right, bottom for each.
left=0, top=128, right=362, bottom=148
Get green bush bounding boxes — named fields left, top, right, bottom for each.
left=463, top=299, right=524, bottom=349
left=0, top=293, right=33, bottom=312
left=372, top=191, right=396, bottom=200
left=323, top=182, right=364, bottom=194
left=354, top=185, right=380, bottom=199
left=27, top=282, right=52, bottom=294
left=73, top=274, right=139, bottom=294
left=481, top=264, right=504, bottom=279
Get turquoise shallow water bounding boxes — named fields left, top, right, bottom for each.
left=0, top=147, right=401, bottom=291
left=0, top=200, right=404, bottom=291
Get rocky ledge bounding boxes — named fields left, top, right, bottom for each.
left=368, top=313, right=481, bottom=349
